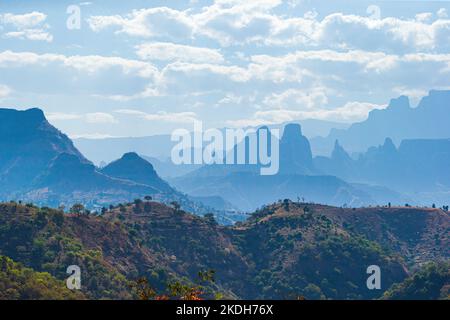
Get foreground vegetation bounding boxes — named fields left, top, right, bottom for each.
left=0, top=200, right=448, bottom=300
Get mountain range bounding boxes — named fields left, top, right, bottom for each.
left=171, top=123, right=411, bottom=211
left=0, top=108, right=243, bottom=224
left=312, top=90, right=450, bottom=155
left=1, top=89, right=450, bottom=215
left=74, top=119, right=349, bottom=167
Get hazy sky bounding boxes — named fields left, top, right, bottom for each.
left=1, top=0, right=450, bottom=138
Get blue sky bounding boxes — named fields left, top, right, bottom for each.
left=1, top=0, right=450, bottom=138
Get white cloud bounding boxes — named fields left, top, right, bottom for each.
left=229, top=101, right=386, bottom=127
left=263, top=88, right=329, bottom=110
left=217, top=93, right=244, bottom=105
left=0, top=12, right=47, bottom=29
left=88, top=7, right=195, bottom=40
left=0, top=84, right=12, bottom=98
left=415, top=12, right=433, bottom=23
left=86, top=4, right=450, bottom=53
left=437, top=8, right=448, bottom=19
left=162, top=61, right=250, bottom=82
left=115, top=109, right=198, bottom=123
left=4, top=29, right=53, bottom=42
left=249, top=49, right=450, bottom=80
left=46, top=112, right=117, bottom=124
left=136, top=42, right=224, bottom=63
left=0, top=50, right=159, bottom=79
left=0, top=12, right=53, bottom=42
left=46, top=112, right=82, bottom=121
left=85, top=112, right=117, bottom=124
left=96, top=86, right=162, bottom=102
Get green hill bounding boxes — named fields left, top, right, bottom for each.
left=382, top=261, right=449, bottom=300
left=0, top=255, right=84, bottom=300
left=0, top=200, right=447, bottom=299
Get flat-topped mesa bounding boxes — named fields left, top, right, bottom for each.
left=0, top=107, right=86, bottom=192
left=387, top=95, right=410, bottom=111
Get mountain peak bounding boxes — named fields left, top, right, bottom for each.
left=417, top=90, right=450, bottom=109
left=121, top=152, right=142, bottom=161
left=279, top=123, right=314, bottom=174
left=332, top=140, right=352, bottom=162
left=334, top=139, right=342, bottom=149
left=101, top=153, right=172, bottom=193
left=0, top=107, right=45, bottom=118
left=0, top=107, right=47, bottom=133
left=388, top=95, right=410, bottom=110
left=380, top=137, right=397, bottom=154
left=0, top=107, right=86, bottom=193
left=282, top=123, right=303, bottom=140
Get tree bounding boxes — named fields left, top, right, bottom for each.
left=432, top=203, right=436, bottom=209
left=283, top=199, right=290, bottom=211
left=204, top=213, right=217, bottom=225
left=388, top=202, right=391, bottom=208
left=70, top=203, right=86, bottom=216
left=144, top=201, right=152, bottom=213
left=130, top=278, right=156, bottom=300
left=171, top=201, right=181, bottom=212
left=132, top=269, right=218, bottom=300
left=133, top=199, right=144, bottom=214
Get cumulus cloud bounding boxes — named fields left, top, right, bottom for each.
left=0, top=50, right=159, bottom=79
left=437, top=8, right=448, bottom=19
left=88, top=7, right=195, bottom=40
left=46, top=112, right=117, bottom=124
left=46, top=112, right=82, bottom=121
left=3, top=3, right=450, bottom=132
left=87, top=5, right=450, bottom=53
left=229, top=101, right=386, bottom=127
left=136, top=42, right=224, bottom=63
left=0, top=11, right=53, bottom=42
left=0, top=11, right=47, bottom=28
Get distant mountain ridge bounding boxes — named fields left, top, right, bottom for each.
left=73, top=119, right=349, bottom=166
left=171, top=123, right=408, bottom=211
left=314, top=137, right=450, bottom=203
left=311, top=90, right=450, bottom=155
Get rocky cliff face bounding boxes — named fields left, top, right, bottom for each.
left=279, top=123, right=315, bottom=174
left=0, top=108, right=86, bottom=194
